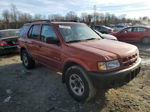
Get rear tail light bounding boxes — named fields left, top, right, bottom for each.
left=0, top=40, right=8, bottom=46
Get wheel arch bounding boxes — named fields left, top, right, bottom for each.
left=62, top=61, right=89, bottom=83
left=20, top=47, right=26, bottom=60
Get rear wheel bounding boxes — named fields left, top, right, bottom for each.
left=21, top=50, right=35, bottom=69
left=65, top=65, right=96, bottom=102
left=142, top=37, right=150, bottom=44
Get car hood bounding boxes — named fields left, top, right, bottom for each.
left=67, top=39, right=138, bottom=60
left=101, top=34, right=117, bottom=40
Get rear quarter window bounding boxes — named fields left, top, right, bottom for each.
left=137, top=27, right=146, bottom=32
left=20, top=25, right=30, bottom=37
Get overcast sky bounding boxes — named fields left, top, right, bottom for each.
left=0, top=0, right=150, bottom=18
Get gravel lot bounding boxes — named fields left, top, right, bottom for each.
left=0, top=43, right=150, bottom=112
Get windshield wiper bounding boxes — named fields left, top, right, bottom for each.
left=85, top=38, right=99, bottom=40
left=66, top=40, right=83, bottom=43
left=66, top=38, right=100, bottom=43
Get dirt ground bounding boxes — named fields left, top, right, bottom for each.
left=0, top=43, right=150, bottom=112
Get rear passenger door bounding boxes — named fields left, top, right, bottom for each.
left=132, top=27, right=147, bottom=41
left=38, top=24, right=62, bottom=70
left=26, top=24, right=41, bottom=59
left=118, top=27, right=134, bottom=41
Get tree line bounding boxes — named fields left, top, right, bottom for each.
left=0, top=4, right=150, bottom=30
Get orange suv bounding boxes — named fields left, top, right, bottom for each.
left=18, top=20, right=141, bottom=102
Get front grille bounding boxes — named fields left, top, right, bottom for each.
left=122, top=53, right=138, bottom=67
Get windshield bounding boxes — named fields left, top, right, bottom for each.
left=58, top=24, right=101, bottom=43
left=0, top=30, right=19, bottom=38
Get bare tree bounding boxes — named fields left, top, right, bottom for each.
left=87, top=14, right=92, bottom=25
left=18, top=12, right=32, bottom=22
left=95, top=12, right=100, bottom=24
left=2, top=9, right=10, bottom=28
left=81, top=13, right=88, bottom=22
left=0, top=3, right=148, bottom=30
left=34, top=14, right=45, bottom=20
left=48, top=14, right=64, bottom=21
left=10, top=4, right=18, bottom=28
left=65, top=11, right=78, bottom=21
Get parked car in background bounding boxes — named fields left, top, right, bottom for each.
left=111, top=26, right=150, bottom=44
left=94, top=30, right=117, bottom=40
left=0, top=29, right=19, bottom=55
left=91, top=25, right=113, bottom=34
left=113, top=25, right=126, bottom=32
left=18, top=21, right=141, bottom=102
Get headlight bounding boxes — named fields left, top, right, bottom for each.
left=98, top=60, right=120, bottom=71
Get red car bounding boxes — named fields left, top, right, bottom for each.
left=18, top=21, right=141, bottom=102
left=111, top=26, right=150, bottom=44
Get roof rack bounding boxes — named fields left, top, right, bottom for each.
left=60, top=20, right=78, bottom=22
left=29, top=20, right=51, bottom=23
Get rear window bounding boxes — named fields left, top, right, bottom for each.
left=0, top=30, right=19, bottom=38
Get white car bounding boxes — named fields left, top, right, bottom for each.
left=94, top=30, right=117, bottom=40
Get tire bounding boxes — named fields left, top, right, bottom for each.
left=65, top=65, right=96, bottom=102
left=142, top=37, right=150, bottom=44
left=0, top=50, right=3, bottom=56
left=21, top=50, right=35, bottom=69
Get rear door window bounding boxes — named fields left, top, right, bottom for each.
left=28, top=25, right=40, bottom=40
left=132, top=27, right=146, bottom=32
left=137, top=27, right=146, bottom=32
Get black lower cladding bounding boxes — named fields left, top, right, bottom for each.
left=0, top=46, right=18, bottom=55
left=87, top=58, right=141, bottom=89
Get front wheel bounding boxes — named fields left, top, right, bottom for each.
left=65, top=66, right=96, bottom=102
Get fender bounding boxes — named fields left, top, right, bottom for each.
left=62, top=58, right=91, bottom=72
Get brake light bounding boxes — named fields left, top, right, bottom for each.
left=0, top=40, right=8, bottom=46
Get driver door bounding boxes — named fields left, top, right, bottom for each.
left=38, top=24, right=62, bottom=71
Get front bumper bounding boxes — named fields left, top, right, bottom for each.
left=87, top=58, right=141, bottom=88
left=0, top=45, right=18, bottom=55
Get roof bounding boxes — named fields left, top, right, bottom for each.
left=129, top=25, right=150, bottom=28
left=24, top=20, right=84, bottom=25
left=51, top=22, right=84, bottom=25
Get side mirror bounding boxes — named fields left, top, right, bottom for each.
left=46, top=37, right=59, bottom=44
